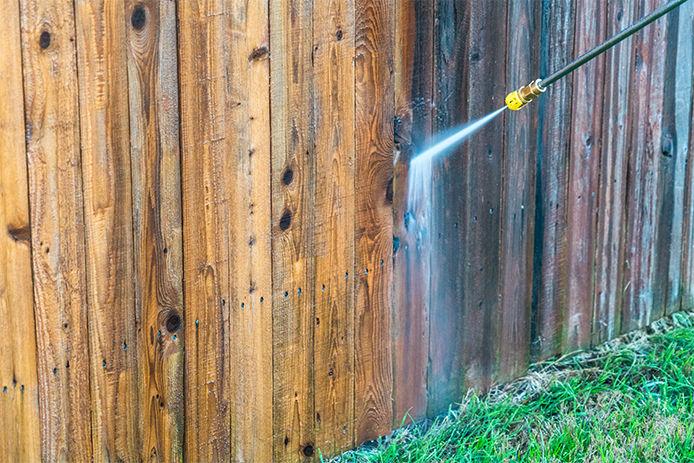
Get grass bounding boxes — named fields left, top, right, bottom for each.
left=331, top=311, right=694, bottom=463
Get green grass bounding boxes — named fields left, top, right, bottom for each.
left=332, top=312, right=694, bottom=463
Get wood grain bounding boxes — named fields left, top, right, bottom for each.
left=563, top=0, right=606, bottom=351
left=125, top=0, right=184, bottom=460
left=0, top=1, right=41, bottom=460
left=312, top=0, right=356, bottom=456
left=19, top=0, right=93, bottom=460
left=592, top=0, right=633, bottom=345
left=270, top=0, right=317, bottom=460
left=74, top=1, right=140, bottom=459
left=392, top=0, right=433, bottom=424
left=531, top=0, right=575, bottom=361
left=354, top=0, right=395, bottom=442
left=227, top=0, right=274, bottom=460
left=178, top=0, right=231, bottom=459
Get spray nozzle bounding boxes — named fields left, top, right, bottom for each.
left=505, top=79, right=546, bottom=110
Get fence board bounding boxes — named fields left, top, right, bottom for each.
left=178, top=1, right=231, bottom=459
left=354, top=0, right=395, bottom=441
left=593, top=0, right=633, bottom=345
left=392, top=0, right=433, bottom=424
left=313, top=0, right=357, bottom=455
left=0, top=1, right=41, bottom=460
left=19, top=0, right=93, bottom=460
left=125, top=0, right=185, bottom=460
left=680, top=1, right=694, bottom=310
left=270, top=0, right=317, bottom=460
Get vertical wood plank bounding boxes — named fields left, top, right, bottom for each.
left=354, top=0, right=394, bottom=442
left=178, top=1, right=231, bottom=460
left=73, top=1, right=140, bottom=459
left=563, top=0, right=606, bottom=350
left=19, top=0, right=93, bottom=460
left=227, top=0, right=274, bottom=461
left=392, top=0, right=433, bottom=424
left=592, top=0, right=633, bottom=345
left=498, top=0, right=541, bottom=382
left=312, top=0, right=356, bottom=456
left=125, top=0, right=184, bottom=460
left=270, top=0, right=316, bottom=460
left=427, top=0, right=470, bottom=413
left=0, top=1, right=41, bottom=460
left=622, top=0, right=668, bottom=332
left=460, top=0, right=507, bottom=392
left=531, top=0, right=575, bottom=360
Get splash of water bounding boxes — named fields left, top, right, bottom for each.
left=407, top=106, right=506, bottom=213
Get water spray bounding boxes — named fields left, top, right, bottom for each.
left=506, top=0, right=690, bottom=110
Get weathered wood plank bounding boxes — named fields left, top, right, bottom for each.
left=227, top=1, right=274, bottom=461
left=622, top=0, right=668, bottom=332
left=74, top=1, right=140, bottom=459
left=178, top=1, right=231, bottom=459
left=497, top=0, right=541, bottom=382
left=354, top=0, right=395, bottom=442
left=125, top=0, right=184, bottom=460
left=592, top=0, right=633, bottom=345
left=531, top=0, right=575, bottom=360
left=0, top=1, right=41, bottom=460
left=460, top=0, right=507, bottom=392
left=19, top=0, right=93, bottom=460
left=428, top=0, right=470, bottom=413
left=312, top=0, right=356, bottom=456
left=270, top=0, right=317, bottom=460
left=563, top=0, right=606, bottom=350
left=392, top=0, right=433, bottom=424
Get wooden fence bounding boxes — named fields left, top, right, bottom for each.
left=0, top=0, right=692, bottom=461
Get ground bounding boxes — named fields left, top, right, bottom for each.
left=330, top=312, right=694, bottom=462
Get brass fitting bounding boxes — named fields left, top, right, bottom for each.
left=505, top=79, right=546, bottom=110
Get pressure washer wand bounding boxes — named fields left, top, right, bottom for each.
left=505, top=0, right=690, bottom=110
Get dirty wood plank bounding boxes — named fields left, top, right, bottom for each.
left=74, top=1, right=140, bottom=459
left=312, top=0, right=356, bottom=456
left=270, top=0, right=317, bottom=460
left=460, top=0, right=507, bottom=392
left=392, top=0, right=433, bottom=424
left=19, top=0, right=93, bottom=460
left=427, top=0, right=470, bottom=413
left=497, top=0, right=541, bottom=382
left=592, top=0, right=633, bottom=345
left=178, top=1, right=231, bottom=460
left=531, top=0, right=575, bottom=360
left=563, top=0, right=606, bottom=350
left=124, top=0, right=184, bottom=460
left=0, top=1, right=41, bottom=460
left=354, top=0, right=395, bottom=442
left=226, top=1, right=274, bottom=461
left=622, top=0, right=668, bottom=332
left=679, top=0, right=694, bottom=309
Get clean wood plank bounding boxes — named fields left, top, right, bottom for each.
left=497, top=0, right=541, bottom=382
left=0, top=1, right=41, bottom=460
left=270, top=0, right=317, bottom=460
left=592, top=0, right=633, bottom=345
left=460, top=0, right=507, bottom=392
left=19, top=0, right=93, bottom=460
left=354, top=0, right=395, bottom=442
left=530, top=0, right=575, bottom=361
left=227, top=1, right=274, bottom=461
left=563, top=0, right=606, bottom=350
left=178, top=1, right=231, bottom=460
left=74, top=1, right=140, bottom=459
left=392, top=0, right=433, bottom=424
left=125, top=0, right=184, bottom=460
left=312, top=0, right=356, bottom=456
left=622, top=0, right=668, bottom=332
left=428, top=0, right=470, bottom=413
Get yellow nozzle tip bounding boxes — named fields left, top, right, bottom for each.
left=505, top=90, right=526, bottom=111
